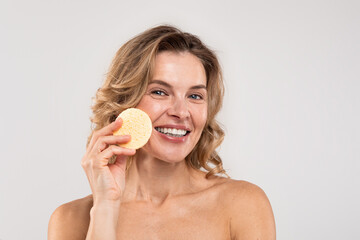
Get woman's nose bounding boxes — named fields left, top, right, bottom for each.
left=167, top=97, right=190, bottom=119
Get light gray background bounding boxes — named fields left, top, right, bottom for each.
left=1, top=0, right=359, bottom=239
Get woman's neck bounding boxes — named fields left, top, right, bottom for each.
left=122, top=150, right=204, bottom=206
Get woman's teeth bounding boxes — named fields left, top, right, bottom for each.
left=155, top=127, right=188, bottom=137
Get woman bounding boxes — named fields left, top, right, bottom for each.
left=48, top=25, right=276, bottom=239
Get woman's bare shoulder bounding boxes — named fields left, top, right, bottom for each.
left=218, top=178, right=266, bottom=196
left=218, top=179, right=276, bottom=239
left=48, top=195, right=93, bottom=240
left=207, top=177, right=266, bottom=199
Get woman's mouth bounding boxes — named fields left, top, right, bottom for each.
left=155, top=127, right=190, bottom=138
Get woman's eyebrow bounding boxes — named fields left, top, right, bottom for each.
left=149, top=79, right=207, bottom=90
left=190, top=84, right=207, bottom=90
left=149, top=80, right=172, bottom=88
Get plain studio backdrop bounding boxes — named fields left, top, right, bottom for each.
left=0, top=0, right=359, bottom=239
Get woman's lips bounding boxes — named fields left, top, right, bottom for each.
left=154, top=126, right=190, bottom=143
left=157, top=131, right=189, bottom=143
left=154, top=124, right=191, bottom=132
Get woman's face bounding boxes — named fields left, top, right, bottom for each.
left=136, top=51, right=208, bottom=163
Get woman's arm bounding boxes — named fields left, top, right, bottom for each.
left=228, top=181, right=276, bottom=240
left=85, top=201, right=121, bottom=240
left=48, top=197, right=91, bottom=240
left=48, top=197, right=122, bottom=240
left=49, top=119, right=135, bottom=239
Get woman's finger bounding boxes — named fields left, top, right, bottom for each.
left=97, top=145, right=136, bottom=166
left=88, top=118, right=123, bottom=150
left=91, top=134, right=131, bottom=155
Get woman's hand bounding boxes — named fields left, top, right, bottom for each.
left=81, top=118, right=136, bottom=205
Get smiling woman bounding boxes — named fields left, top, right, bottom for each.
left=137, top=51, right=209, bottom=165
left=48, top=25, right=276, bottom=240
left=88, top=25, right=227, bottom=178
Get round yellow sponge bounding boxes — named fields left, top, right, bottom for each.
left=113, top=108, right=152, bottom=149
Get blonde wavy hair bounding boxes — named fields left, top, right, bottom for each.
left=87, top=25, right=229, bottom=178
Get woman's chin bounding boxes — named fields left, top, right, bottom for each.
left=137, top=147, right=188, bottom=164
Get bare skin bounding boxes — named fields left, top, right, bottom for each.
left=49, top=175, right=275, bottom=240
left=48, top=51, right=276, bottom=239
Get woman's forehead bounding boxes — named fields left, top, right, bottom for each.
left=151, top=51, right=207, bottom=87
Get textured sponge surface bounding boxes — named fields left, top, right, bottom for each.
left=113, top=108, right=152, bottom=149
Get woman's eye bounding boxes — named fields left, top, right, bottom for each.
left=151, top=90, right=166, bottom=96
left=189, top=94, right=202, bottom=100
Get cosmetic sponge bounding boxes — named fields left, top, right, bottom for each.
left=113, top=108, right=152, bottom=149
